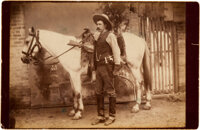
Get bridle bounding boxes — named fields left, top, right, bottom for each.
left=22, top=30, right=42, bottom=62
left=22, top=29, right=79, bottom=65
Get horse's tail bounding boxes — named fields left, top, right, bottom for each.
left=143, top=42, right=152, bottom=90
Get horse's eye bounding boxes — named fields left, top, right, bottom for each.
left=25, top=36, right=32, bottom=44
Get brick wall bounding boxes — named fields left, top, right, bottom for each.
left=10, top=3, right=30, bottom=108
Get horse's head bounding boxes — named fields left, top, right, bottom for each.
left=21, top=27, right=42, bottom=64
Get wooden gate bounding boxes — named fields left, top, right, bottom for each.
left=140, top=16, right=178, bottom=94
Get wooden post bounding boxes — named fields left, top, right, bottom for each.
left=156, top=18, right=161, bottom=93
left=140, top=16, right=143, bottom=37
left=163, top=21, right=168, bottom=93
left=172, top=23, right=179, bottom=92
left=170, top=21, right=175, bottom=92
left=167, top=22, right=172, bottom=92
left=175, top=23, right=179, bottom=92
left=143, top=16, right=147, bottom=40
left=152, top=18, right=158, bottom=93
left=148, top=17, right=153, bottom=91
left=159, top=17, right=164, bottom=93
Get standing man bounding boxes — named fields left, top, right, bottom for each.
left=91, top=14, right=121, bottom=126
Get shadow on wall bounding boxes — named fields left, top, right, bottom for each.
left=29, top=58, right=73, bottom=106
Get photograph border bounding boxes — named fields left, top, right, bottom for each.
left=1, top=1, right=199, bottom=129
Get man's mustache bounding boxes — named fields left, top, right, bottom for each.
left=96, top=27, right=101, bottom=31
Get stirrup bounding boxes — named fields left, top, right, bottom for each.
left=91, top=116, right=105, bottom=125
left=104, top=116, right=115, bottom=126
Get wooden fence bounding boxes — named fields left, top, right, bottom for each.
left=140, top=16, right=178, bottom=94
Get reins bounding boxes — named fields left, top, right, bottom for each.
left=40, top=40, right=83, bottom=65
left=45, top=46, right=76, bottom=62
left=24, top=30, right=84, bottom=66
left=33, top=32, right=82, bottom=65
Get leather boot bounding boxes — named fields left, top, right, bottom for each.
left=91, top=95, right=105, bottom=125
left=97, top=95, right=104, bottom=117
left=104, top=97, right=116, bottom=126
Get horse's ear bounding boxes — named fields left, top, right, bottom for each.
left=28, top=27, right=35, bottom=35
left=36, top=30, right=40, bottom=40
left=31, top=27, right=35, bottom=33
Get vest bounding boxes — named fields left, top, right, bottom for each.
left=95, top=31, right=112, bottom=61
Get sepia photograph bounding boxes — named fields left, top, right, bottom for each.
left=2, top=1, right=198, bottom=129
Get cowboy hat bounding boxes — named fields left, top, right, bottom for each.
left=93, top=14, right=113, bottom=31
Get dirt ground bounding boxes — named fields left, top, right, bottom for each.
left=13, top=97, right=185, bottom=129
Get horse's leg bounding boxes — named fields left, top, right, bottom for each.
left=73, top=91, right=84, bottom=120
left=131, top=69, right=143, bottom=113
left=68, top=77, right=76, bottom=117
left=69, top=72, right=84, bottom=120
left=68, top=92, right=76, bottom=117
left=131, top=80, right=142, bottom=113
left=142, top=41, right=152, bottom=110
left=143, top=87, right=152, bottom=110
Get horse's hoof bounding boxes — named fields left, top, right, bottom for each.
left=68, top=110, right=75, bottom=117
left=131, top=106, right=139, bottom=113
left=143, top=102, right=151, bottom=110
left=72, top=114, right=82, bottom=120
left=72, top=116, right=82, bottom=120
left=131, top=108, right=139, bottom=113
left=131, top=104, right=140, bottom=113
left=143, top=105, right=151, bottom=110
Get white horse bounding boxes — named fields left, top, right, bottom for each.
left=21, top=27, right=152, bottom=120
left=121, top=32, right=152, bottom=112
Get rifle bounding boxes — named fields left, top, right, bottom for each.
left=67, top=40, right=94, bottom=53
left=67, top=40, right=83, bottom=47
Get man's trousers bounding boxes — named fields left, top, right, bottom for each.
left=95, top=64, right=116, bottom=117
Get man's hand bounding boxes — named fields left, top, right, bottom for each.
left=82, top=43, right=94, bottom=53
left=68, top=40, right=82, bottom=47
left=113, top=64, right=121, bottom=76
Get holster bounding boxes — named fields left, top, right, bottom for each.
left=96, top=55, right=114, bottom=66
